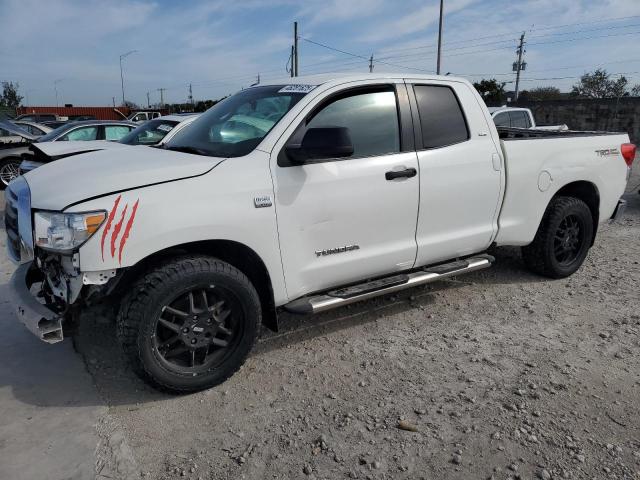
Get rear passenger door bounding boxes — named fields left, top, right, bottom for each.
left=407, top=80, right=504, bottom=266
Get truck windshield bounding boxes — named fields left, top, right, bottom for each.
left=164, top=85, right=309, bottom=157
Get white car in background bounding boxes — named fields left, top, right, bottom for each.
left=19, top=114, right=199, bottom=174
left=488, top=107, right=568, bottom=131
left=10, top=121, right=53, bottom=137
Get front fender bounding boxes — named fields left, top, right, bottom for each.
left=70, top=154, right=289, bottom=304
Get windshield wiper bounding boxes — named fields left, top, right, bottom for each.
left=163, top=145, right=212, bottom=156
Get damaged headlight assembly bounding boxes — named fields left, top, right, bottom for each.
left=34, top=211, right=106, bottom=253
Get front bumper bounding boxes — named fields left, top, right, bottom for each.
left=610, top=198, right=627, bottom=223
left=9, top=262, right=64, bottom=344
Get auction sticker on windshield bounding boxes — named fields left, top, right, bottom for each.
left=278, top=84, right=316, bottom=94
left=157, top=124, right=174, bottom=132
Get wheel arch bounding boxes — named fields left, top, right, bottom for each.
left=112, top=239, right=278, bottom=332
left=551, top=180, right=600, bottom=245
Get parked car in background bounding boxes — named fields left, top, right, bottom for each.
left=19, top=115, right=199, bottom=174
left=68, top=115, right=97, bottom=122
left=41, top=120, right=68, bottom=129
left=14, top=113, right=63, bottom=123
left=1, top=120, right=136, bottom=187
left=0, top=120, right=36, bottom=188
left=34, top=120, right=136, bottom=143
left=1, top=122, right=29, bottom=145
left=10, top=121, right=53, bottom=137
left=119, top=114, right=199, bottom=145
left=128, top=111, right=162, bottom=123
left=488, top=107, right=568, bottom=130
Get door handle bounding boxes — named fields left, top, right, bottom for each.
left=385, top=168, right=417, bottom=180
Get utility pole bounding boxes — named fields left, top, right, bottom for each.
left=369, top=54, right=374, bottom=73
left=293, top=21, right=299, bottom=77
left=513, top=32, right=526, bottom=102
left=188, top=83, right=193, bottom=106
left=119, top=50, right=137, bottom=106
left=157, top=88, right=166, bottom=107
left=146, top=91, right=150, bottom=108
left=54, top=79, right=63, bottom=108
left=290, top=46, right=295, bottom=78
left=436, top=0, right=444, bottom=74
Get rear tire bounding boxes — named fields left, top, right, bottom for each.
left=522, top=196, right=593, bottom=279
left=116, top=255, right=261, bottom=393
left=0, top=158, right=21, bottom=189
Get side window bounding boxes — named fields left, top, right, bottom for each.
left=105, top=125, right=132, bottom=140
left=60, top=126, right=98, bottom=141
left=493, top=112, right=509, bottom=127
left=509, top=111, right=529, bottom=128
left=304, top=89, right=400, bottom=159
left=413, top=85, right=469, bottom=148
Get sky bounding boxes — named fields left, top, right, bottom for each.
left=1, top=0, right=640, bottom=107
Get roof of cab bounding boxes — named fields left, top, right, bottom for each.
left=257, top=72, right=471, bottom=88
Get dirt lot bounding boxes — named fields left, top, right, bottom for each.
left=2, top=167, right=640, bottom=480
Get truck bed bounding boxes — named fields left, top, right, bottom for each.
left=495, top=130, right=630, bottom=247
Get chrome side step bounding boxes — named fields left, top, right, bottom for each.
left=284, top=254, right=494, bottom=314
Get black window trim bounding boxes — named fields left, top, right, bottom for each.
left=277, top=83, right=413, bottom=167
left=407, top=83, right=471, bottom=152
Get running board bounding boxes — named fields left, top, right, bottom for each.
left=284, top=254, right=494, bottom=314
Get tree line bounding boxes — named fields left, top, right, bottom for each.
left=474, top=69, right=640, bottom=103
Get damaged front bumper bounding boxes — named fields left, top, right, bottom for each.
left=9, top=261, right=65, bottom=344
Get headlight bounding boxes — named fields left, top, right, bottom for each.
left=34, top=211, right=106, bottom=252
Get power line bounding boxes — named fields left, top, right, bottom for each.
left=377, top=15, right=640, bottom=55
left=300, top=37, right=434, bottom=73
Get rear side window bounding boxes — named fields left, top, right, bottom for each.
left=413, top=85, right=469, bottom=149
left=105, top=125, right=132, bottom=140
left=509, top=111, right=530, bottom=128
left=60, top=126, right=98, bottom=141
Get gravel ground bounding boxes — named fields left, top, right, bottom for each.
left=1, top=164, right=639, bottom=480
left=71, top=165, right=640, bottom=480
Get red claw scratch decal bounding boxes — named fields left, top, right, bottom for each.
left=118, top=199, right=139, bottom=265
left=99, top=196, right=140, bottom=264
left=110, top=203, right=128, bottom=259
left=100, top=195, right=121, bottom=261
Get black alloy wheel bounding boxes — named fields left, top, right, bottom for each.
left=154, top=287, right=242, bottom=373
left=552, top=214, right=585, bottom=266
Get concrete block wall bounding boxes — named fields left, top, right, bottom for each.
left=512, top=97, right=640, bottom=142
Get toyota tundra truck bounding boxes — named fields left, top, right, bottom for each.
left=5, top=74, right=634, bottom=393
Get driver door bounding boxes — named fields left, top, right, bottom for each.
left=270, top=82, right=420, bottom=300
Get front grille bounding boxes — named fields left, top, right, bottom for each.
left=5, top=186, right=20, bottom=261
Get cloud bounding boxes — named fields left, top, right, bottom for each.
left=360, top=0, right=476, bottom=43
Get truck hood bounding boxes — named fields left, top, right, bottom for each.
left=25, top=146, right=224, bottom=210
left=29, top=140, right=129, bottom=161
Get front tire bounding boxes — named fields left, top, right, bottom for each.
left=117, top=256, right=261, bottom=393
left=0, top=158, right=21, bottom=189
left=522, top=196, right=594, bottom=279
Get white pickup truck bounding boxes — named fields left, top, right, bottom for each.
left=488, top=106, right=568, bottom=131
left=5, top=74, right=634, bottom=393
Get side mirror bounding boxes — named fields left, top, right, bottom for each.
left=286, top=127, right=354, bottom=163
